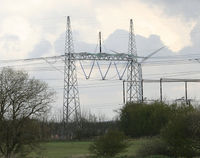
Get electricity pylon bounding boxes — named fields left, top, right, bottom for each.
left=63, top=16, right=81, bottom=136
left=62, top=17, right=151, bottom=129
left=126, top=19, right=140, bottom=102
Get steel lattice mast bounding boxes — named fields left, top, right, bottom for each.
left=126, top=19, right=141, bottom=102
left=63, top=16, right=81, bottom=129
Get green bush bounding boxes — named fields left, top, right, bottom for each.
left=89, top=130, right=128, bottom=157
left=161, top=110, right=200, bottom=158
left=136, top=137, right=171, bottom=157
left=143, top=156, right=171, bottom=158
left=120, top=102, right=172, bottom=138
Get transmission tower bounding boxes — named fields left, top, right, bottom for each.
left=63, top=16, right=81, bottom=133
left=126, top=19, right=141, bottom=102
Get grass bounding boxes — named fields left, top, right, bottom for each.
left=126, top=137, right=152, bottom=156
left=41, top=141, right=91, bottom=158
left=29, top=138, right=151, bottom=158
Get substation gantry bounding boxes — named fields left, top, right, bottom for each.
left=63, top=16, right=141, bottom=127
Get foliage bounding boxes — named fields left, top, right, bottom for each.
left=26, top=138, right=161, bottom=158
left=120, top=102, right=200, bottom=157
left=75, top=119, right=118, bottom=140
left=120, top=102, right=172, bottom=138
left=136, top=137, right=171, bottom=157
left=161, top=110, right=200, bottom=158
left=142, top=156, right=171, bottom=158
left=0, top=68, right=54, bottom=158
left=89, top=130, right=128, bottom=157
left=46, top=111, right=118, bottom=140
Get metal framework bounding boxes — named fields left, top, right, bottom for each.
left=62, top=17, right=141, bottom=131
left=124, top=78, right=200, bottom=105
left=63, top=52, right=142, bottom=61
left=126, top=19, right=141, bottom=102
left=63, top=16, right=81, bottom=129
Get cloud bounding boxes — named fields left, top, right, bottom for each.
left=0, top=16, right=42, bottom=59
left=54, top=28, right=172, bottom=57
left=102, top=29, right=173, bottom=60
left=0, top=0, right=196, bottom=60
left=0, top=35, right=20, bottom=54
left=141, top=0, right=200, bottom=20
left=94, top=0, right=195, bottom=52
left=29, top=40, right=52, bottom=58
left=139, top=0, right=200, bottom=54
left=179, top=22, right=200, bottom=55
left=54, top=31, right=97, bottom=54
left=0, top=0, right=99, bottom=59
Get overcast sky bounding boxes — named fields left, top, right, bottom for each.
left=1, top=0, right=200, bottom=119
left=1, top=0, right=200, bottom=58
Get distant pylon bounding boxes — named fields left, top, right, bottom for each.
left=126, top=19, right=141, bottom=102
left=63, top=16, right=81, bottom=132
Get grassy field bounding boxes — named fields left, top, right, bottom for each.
left=31, top=138, right=150, bottom=158
left=41, top=141, right=91, bottom=158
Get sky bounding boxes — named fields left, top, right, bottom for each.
left=0, top=0, right=200, bottom=120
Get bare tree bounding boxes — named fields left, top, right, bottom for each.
left=0, top=68, right=54, bottom=158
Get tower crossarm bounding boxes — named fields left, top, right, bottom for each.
left=67, top=52, right=141, bottom=61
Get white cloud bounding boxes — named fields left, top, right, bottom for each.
left=0, top=0, right=197, bottom=59
left=95, top=0, right=196, bottom=52
left=0, top=16, right=42, bottom=59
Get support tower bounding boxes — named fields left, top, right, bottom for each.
left=63, top=16, right=81, bottom=134
left=126, top=19, right=141, bottom=102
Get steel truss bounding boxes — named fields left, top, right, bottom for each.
left=63, top=17, right=141, bottom=135
left=63, top=16, right=81, bottom=138
left=126, top=19, right=141, bottom=102
left=66, top=52, right=142, bottom=61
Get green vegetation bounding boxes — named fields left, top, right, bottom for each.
left=136, top=137, right=170, bottom=157
left=120, top=102, right=200, bottom=157
left=28, top=138, right=151, bottom=158
left=89, top=130, right=128, bottom=157
left=161, top=110, right=200, bottom=157
left=41, top=141, right=91, bottom=158
left=120, top=102, right=172, bottom=137
left=0, top=68, right=54, bottom=158
left=38, top=102, right=200, bottom=158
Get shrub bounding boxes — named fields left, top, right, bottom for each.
left=143, top=156, right=171, bottom=158
left=120, top=102, right=172, bottom=138
left=89, top=130, right=128, bottom=157
left=161, top=110, right=200, bottom=158
left=136, top=137, right=171, bottom=157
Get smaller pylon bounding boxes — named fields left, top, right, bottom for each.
left=126, top=19, right=140, bottom=103
left=99, top=32, right=102, bottom=53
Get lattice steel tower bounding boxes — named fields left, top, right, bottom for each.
left=126, top=19, right=141, bottom=102
left=63, top=16, right=81, bottom=127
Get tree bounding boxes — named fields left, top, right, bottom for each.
left=89, top=130, right=128, bottom=157
left=0, top=68, right=54, bottom=158
left=120, top=102, right=172, bottom=137
left=161, top=110, right=200, bottom=158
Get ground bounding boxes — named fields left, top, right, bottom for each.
left=29, top=138, right=149, bottom=158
